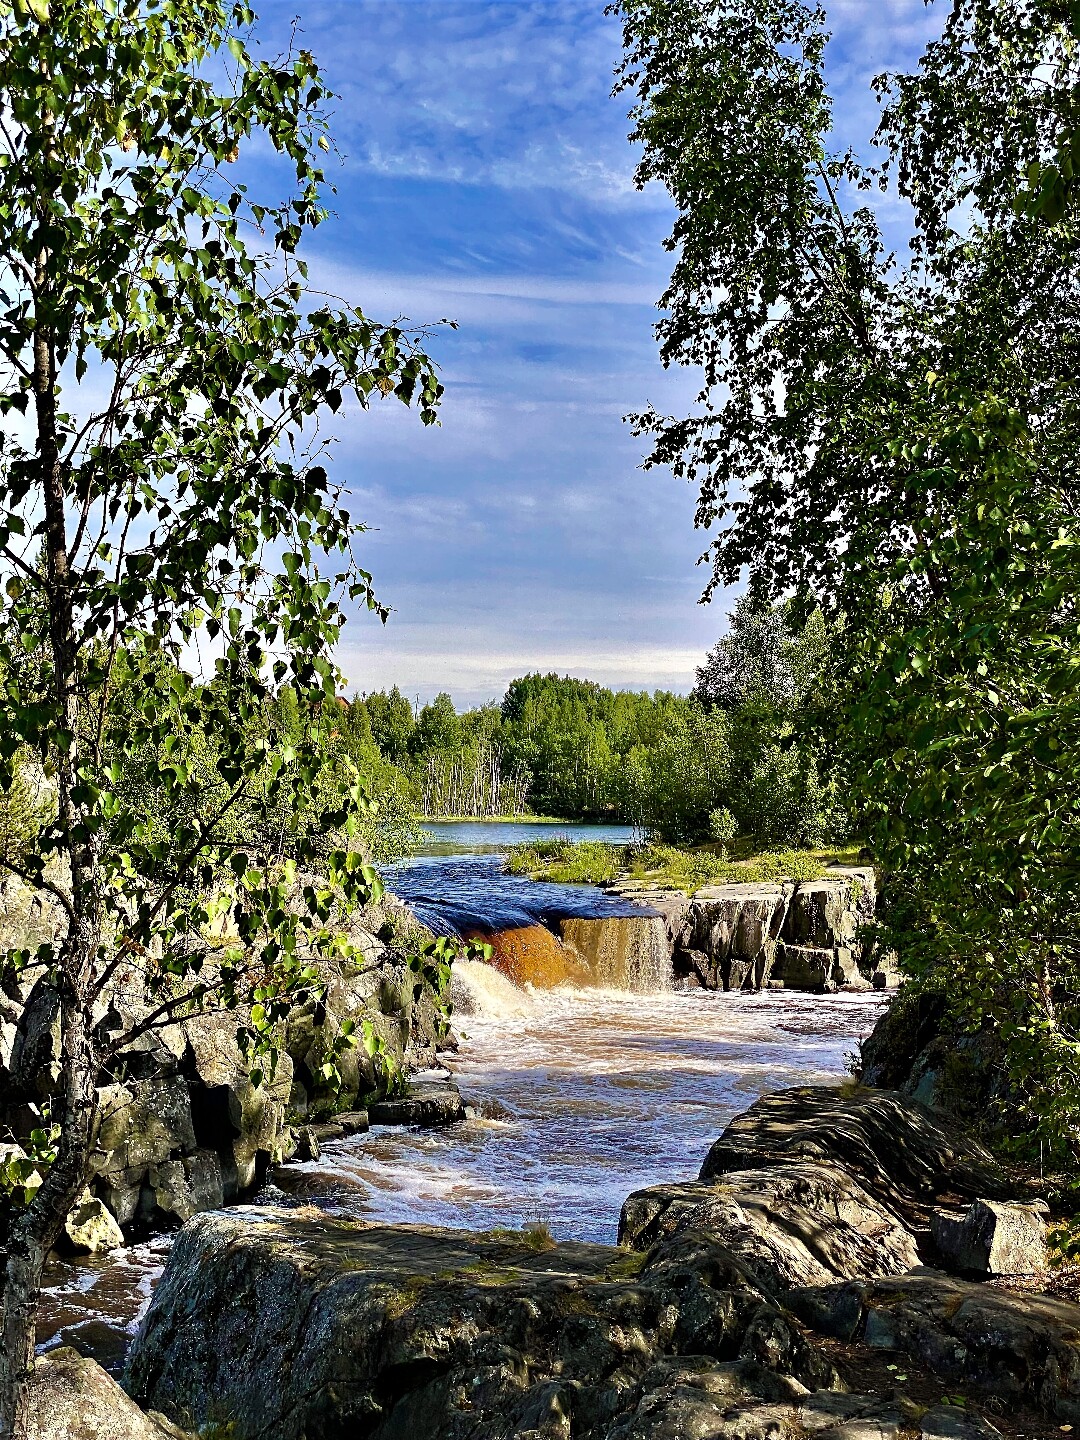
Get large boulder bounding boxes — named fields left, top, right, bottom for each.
left=28, top=1347, right=191, bottom=1440
left=929, top=1198, right=1049, bottom=1278
left=124, top=1207, right=1011, bottom=1440
left=619, top=1159, right=920, bottom=1293
left=788, top=1268, right=1080, bottom=1421
left=125, top=1207, right=848, bottom=1440
left=698, top=1086, right=1011, bottom=1224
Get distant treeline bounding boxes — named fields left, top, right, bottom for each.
left=0, top=598, right=846, bottom=864
left=347, top=597, right=848, bottom=848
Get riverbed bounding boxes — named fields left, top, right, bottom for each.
left=38, top=822, right=884, bottom=1370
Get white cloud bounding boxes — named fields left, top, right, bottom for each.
left=338, top=639, right=710, bottom=707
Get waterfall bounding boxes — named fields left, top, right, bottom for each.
left=451, top=958, right=537, bottom=1018
left=467, top=924, right=590, bottom=990
left=557, top=915, right=673, bottom=992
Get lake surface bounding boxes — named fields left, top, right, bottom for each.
left=416, top=819, right=636, bottom=855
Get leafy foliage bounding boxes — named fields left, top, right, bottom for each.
left=612, top=0, right=1080, bottom=1172
left=0, top=1, right=445, bottom=1430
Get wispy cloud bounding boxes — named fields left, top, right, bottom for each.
left=263, top=0, right=648, bottom=206
left=241, top=0, right=943, bottom=705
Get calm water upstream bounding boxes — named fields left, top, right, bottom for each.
left=38, top=822, right=884, bottom=1371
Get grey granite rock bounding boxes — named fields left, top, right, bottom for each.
left=929, top=1197, right=1049, bottom=1277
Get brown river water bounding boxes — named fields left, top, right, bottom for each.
left=37, top=826, right=885, bottom=1373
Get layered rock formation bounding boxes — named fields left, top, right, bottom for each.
left=477, top=866, right=886, bottom=997
left=123, top=1084, right=1068, bottom=1439
left=605, top=867, right=886, bottom=993
left=0, top=879, right=444, bottom=1245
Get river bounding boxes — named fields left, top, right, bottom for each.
left=38, top=822, right=884, bottom=1371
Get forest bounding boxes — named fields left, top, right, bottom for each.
left=345, top=594, right=842, bottom=847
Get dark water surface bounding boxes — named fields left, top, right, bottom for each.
left=386, top=852, right=655, bottom=935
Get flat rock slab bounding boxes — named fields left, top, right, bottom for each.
left=368, top=1079, right=466, bottom=1127
left=29, top=1347, right=191, bottom=1440
left=700, top=1086, right=1011, bottom=1223
left=789, top=1267, right=1080, bottom=1421
left=619, top=1159, right=920, bottom=1294
left=603, top=1359, right=1002, bottom=1439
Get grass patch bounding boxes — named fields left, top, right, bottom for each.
left=475, top=1221, right=557, bottom=1252
left=603, top=1250, right=648, bottom=1280
left=506, top=838, right=620, bottom=885
left=507, top=838, right=866, bottom=896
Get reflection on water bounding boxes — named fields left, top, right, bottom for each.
left=385, top=852, right=656, bottom=936
left=415, top=819, right=635, bottom=857
left=38, top=982, right=882, bottom=1373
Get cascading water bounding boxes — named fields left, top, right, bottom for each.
left=472, top=925, right=585, bottom=988
left=36, top=822, right=885, bottom=1372
left=557, top=914, right=673, bottom=991
left=385, top=841, right=670, bottom=992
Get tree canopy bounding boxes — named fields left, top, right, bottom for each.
left=613, top=0, right=1080, bottom=1171
left=0, top=2, right=444, bottom=1432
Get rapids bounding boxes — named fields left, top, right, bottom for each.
left=36, top=824, right=884, bottom=1372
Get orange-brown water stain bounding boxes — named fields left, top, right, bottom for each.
left=464, top=924, right=590, bottom=989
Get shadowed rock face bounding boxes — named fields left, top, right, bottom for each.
left=697, top=1086, right=1010, bottom=1225
left=0, top=888, right=444, bottom=1242
left=125, top=1209, right=838, bottom=1440
left=618, top=1160, right=921, bottom=1292
left=788, top=1271, right=1080, bottom=1423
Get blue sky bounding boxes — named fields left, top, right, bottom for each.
left=250, top=0, right=944, bottom=707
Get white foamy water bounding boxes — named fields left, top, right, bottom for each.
left=37, top=965, right=884, bottom=1367
left=271, top=979, right=884, bottom=1242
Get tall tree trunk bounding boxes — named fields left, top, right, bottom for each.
left=0, top=228, right=99, bottom=1440
left=0, top=1002, right=98, bottom=1440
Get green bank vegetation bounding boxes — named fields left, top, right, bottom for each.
left=613, top=0, right=1080, bottom=1178
left=507, top=837, right=861, bottom=896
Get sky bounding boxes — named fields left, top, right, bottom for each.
left=248, top=0, right=945, bottom=708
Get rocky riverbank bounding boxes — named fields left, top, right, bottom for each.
left=114, top=1083, right=1065, bottom=1440
left=0, top=878, right=446, bottom=1250
left=465, top=863, right=891, bottom=996
left=596, top=865, right=891, bottom=993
